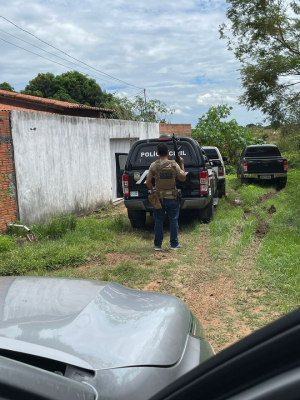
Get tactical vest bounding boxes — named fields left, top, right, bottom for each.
left=154, top=160, right=178, bottom=198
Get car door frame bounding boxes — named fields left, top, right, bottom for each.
left=150, top=308, right=300, bottom=400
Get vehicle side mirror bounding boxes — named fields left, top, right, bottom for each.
left=223, top=156, right=228, bottom=162
left=236, top=152, right=240, bottom=157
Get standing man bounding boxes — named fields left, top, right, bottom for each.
left=146, top=143, right=186, bottom=251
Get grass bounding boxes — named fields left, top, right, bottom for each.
left=0, top=212, right=133, bottom=276
left=207, top=171, right=300, bottom=346
left=1, top=171, right=300, bottom=351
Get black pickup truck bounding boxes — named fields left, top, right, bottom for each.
left=237, top=145, right=287, bottom=188
left=122, top=136, right=217, bottom=227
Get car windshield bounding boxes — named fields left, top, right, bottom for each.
left=204, top=149, right=219, bottom=160
left=134, top=143, right=194, bottom=164
left=245, top=146, right=281, bottom=157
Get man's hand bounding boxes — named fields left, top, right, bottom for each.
left=179, top=156, right=184, bottom=166
left=146, top=177, right=153, bottom=190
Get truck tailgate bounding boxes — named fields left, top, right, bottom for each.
left=246, top=158, right=285, bottom=174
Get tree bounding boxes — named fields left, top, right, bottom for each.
left=3, top=71, right=173, bottom=122
left=219, top=0, right=300, bottom=123
left=192, top=105, right=264, bottom=163
left=0, top=82, right=15, bottom=92
left=104, top=95, right=174, bottom=122
left=20, top=71, right=113, bottom=107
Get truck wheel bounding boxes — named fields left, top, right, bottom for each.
left=241, top=177, right=248, bottom=185
left=128, top=210, right=146, bottom=228
left=200, top=197, right=214, bottom=223
left=278, top=177, right=287, bottom=189
left=218, top=182, right=226, bottom=198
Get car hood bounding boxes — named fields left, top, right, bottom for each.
left=0, top=277, right=191, bottom=370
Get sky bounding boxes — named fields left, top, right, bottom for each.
left=0, top=0, right=264, bottom=127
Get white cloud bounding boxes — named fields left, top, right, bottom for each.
left=0, top=0, right=263, bottom=126
left=173, top=109, right=190, bottom=117
left=197, top=89, right=238, bottom=106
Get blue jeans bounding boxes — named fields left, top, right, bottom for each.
left=153, top=198, right=180, bottom=248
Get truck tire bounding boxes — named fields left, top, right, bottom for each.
left=218, top=182, right=226, bottom=198
left=128, top=210, right=146, bottom=228
left=199, top=197, right=214, bottom=223
left=241, top=177, right=248, bottom=185
left=278, top=177, right=287, bottom=189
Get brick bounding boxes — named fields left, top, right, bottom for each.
left=0, top=120, right=10, bottom=128
left=1, top=159, right=12, bottom=166
left=0, top=112, right=9, bottom=118
left=0, top=166, right=13, bottom=173
left=0, top=183, right=9, bottom=190
left=0, top=128, right=10, bottom=134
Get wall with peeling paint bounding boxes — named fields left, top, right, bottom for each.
left=11, top=111, right=158, bottom=224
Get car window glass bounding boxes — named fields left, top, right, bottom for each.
left=204, top=149, right=219, bottom=160
left=134, top=143, right=193, bottom=164
left=245, top=146, right=281, bottom=157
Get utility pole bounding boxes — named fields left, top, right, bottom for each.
left=144, top=88, right=148, bottom=135
left=143, top=88, right=147, bottom=122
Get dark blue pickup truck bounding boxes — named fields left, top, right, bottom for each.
left=237, top=145, right=287, bottom=188
left=122, top=136, right=217, bottom=227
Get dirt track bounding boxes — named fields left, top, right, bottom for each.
left=107, top=186, right=280, bottom=352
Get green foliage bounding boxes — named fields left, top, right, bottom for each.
left=20, top=71, right=113, bottom=107
left=220, top=0, right=300, bottom=123
left=3, top=71, right=172, bottom=122
left=30, top=214, right=77, bottom=240
left=0, top=236, right=13, bottom=253
left=0, top=213, right=131, bottom=276
left=277, top=134, right=300, bottom=168
left=104, top=95, right=174, bottom=122
left=192, top=105, right=264, bottom=163
left=0, top=82, right=15, bottom=92
left=257, top=171, right=300, bottom=303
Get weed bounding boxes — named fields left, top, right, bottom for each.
left=0, top=236, right=13, bottom=252
left=30, top=214, right=77, bottom=240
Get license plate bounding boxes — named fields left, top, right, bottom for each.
left=262, top=175, right=272, bottom=179
left=130, top=191, right=138, bottom=197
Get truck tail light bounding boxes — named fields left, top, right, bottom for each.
left=243, top=162, right=248, bottom=173
left=284, top=161, right=288, bottom=172
left=218, top=166, right=224, bottom=176
left=122, top=174, right=129, bottom=196
left=199, top=171, right=208, bottom=194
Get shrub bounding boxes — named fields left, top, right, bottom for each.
left=31, top=214, right=77, bottom=239
left=0, top=236, right=13, bottom=252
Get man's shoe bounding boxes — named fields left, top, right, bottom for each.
left=170, top=244, right=183, bottom=250
left=152, top=245, right=162, bottom=251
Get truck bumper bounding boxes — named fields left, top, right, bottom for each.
left=245, top=173, right=287, bottom=179
left=124, top=196, right=208, bottom=211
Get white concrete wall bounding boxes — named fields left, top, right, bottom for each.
left=11, top=111, right=159, bottom=224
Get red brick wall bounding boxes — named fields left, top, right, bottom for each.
left=159, top=123, right=192, bottom=137
left=0, top=111, right=18, bottom=232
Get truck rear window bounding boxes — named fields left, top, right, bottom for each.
left=245, top=146, right=281, bottom=157
left=134, top=143, right=194, bottom=164
left=204, top=149, right=219, bottom=160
